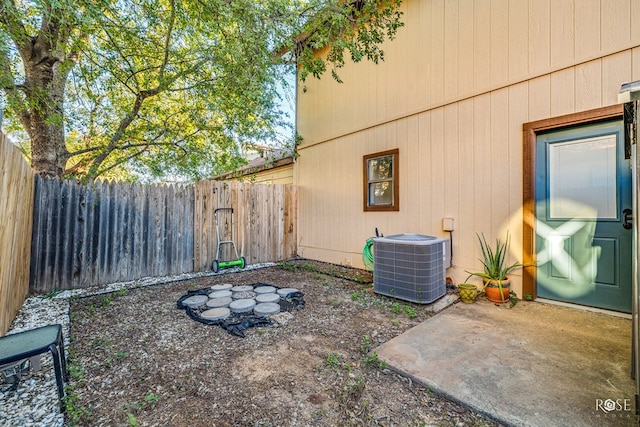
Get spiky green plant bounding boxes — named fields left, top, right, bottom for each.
left=466, top=231, right=529, bottom=303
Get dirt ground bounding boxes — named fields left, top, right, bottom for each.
left=67, top=260, right=501, bottom=426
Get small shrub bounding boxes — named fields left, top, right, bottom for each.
left=403, top=305, right=417, bottom=318
left=326, top=352, right=342, bottom=368
left=127, top=413, right=139, bottom=427
left=362, top=351, right=387, bottom=370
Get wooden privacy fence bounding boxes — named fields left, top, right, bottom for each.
left=0, top=133, right=35, bottom=335
left=30, top=177, right=195, bottom=292
left=30, top=178, right=297, bottom=293
left=193, top=181, right=297, bottom=270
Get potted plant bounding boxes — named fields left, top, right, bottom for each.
left=457, top=279, right=478, bottom=304
left=466, top=231, right=529, bottom=304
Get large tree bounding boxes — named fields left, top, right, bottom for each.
left=0, top=0, right=402, bottom=181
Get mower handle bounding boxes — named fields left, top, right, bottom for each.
left=214, top=207, right=234, bottom=214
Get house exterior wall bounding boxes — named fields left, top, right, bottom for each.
left=244, top=165, right=293, bottom=185
left=214, top=157, right=294, bottom=185
left=295, top=0, right=640, bottom=297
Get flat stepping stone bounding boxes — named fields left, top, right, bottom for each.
left=277, top=288, right=300, bottom=297
left=208, top=290, right=232, bottom=299
left=210, top=283, right=233, bottom=292
left=232, top=291, right=256, bottom=300
left=254, top=286, right=276, bottom=294
left=206, top=297, right=232, bottom=308
left=256, top=293, right=280, bottom=304
left=200, top=307, right=230, bottom=321
left=229, top=299, right=256, bottom=313
left=232, top=285, right=254, bottom=293
left=182, top=295, right=208, bottom=308
left=254, top=302, right=280, bottom=316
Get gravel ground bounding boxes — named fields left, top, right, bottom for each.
left=1, top=260, right=501, bottom=427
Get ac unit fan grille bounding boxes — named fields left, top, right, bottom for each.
left=373, top=234, right=446, bottom=304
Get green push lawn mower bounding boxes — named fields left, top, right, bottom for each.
left=212, top=207, right=246, bottom=273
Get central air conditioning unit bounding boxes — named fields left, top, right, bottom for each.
left=373, top=234, right=447, bottom=304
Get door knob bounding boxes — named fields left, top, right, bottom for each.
left=623, top=208, right=633, bottom=230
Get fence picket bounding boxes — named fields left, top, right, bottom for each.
left=2, top=129, right=297, bottom=334
left=0, top=133, right=34, bottom=334
left=27, top=178, right=296, bottom=292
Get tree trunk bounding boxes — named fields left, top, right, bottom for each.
left=14, top=29, right=70, bottom=178
left=25, top=111, right=67, bottom=178
left=21, top=64, right=68, bottom=177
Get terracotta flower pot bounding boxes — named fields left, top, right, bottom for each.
left=483, top=278, right=511, bottom=303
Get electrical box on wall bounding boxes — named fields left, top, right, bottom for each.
left=442, top=217, right=454, bottom=232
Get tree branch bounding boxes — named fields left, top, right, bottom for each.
left=0, top=0, right=31, bottom=60
left=0, top=42, right=30, bottom=126
left=158, top=0, right=176, bottom=84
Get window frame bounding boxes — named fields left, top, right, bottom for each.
left=363, top=148, right=399, bottom=212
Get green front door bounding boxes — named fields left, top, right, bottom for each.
left=535, top=120, right=632, bottom=313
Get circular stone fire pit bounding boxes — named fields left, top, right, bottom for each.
left=177, top=283, right=305, bottom=337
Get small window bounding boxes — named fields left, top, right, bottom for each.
left=363, top=149, right=399, bottom=211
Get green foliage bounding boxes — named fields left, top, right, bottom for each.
left=360, top=334, right=372, bottom=354
left=509, top=291, right=518, bottom=308
left=389, top=301, right=417, bottom=318
left=359, top=335, right=387, bottom=370
left=402, top=304, right=417, bottom=318
left=362, top=351, right=387, bottom=370
left=124, top=391, right=160, bottom=412
left=116, top=351, right=130, bottom=360
left=466, top=231, right=528, bottom=282
left=326, top=352, right=342, bottom=368
left=143, top=392, right=160, bottom=408
left=43, top=290, right=62, bottom=299
left=277, top=261, right=298, bottom=271
left=0, top=0, right=403, bottom=181
left=127, top=413, right=139, bottom=427
left=64, top=350, right=92, bottom=426
left=295, top=0, right=404, bottom=85
left=336, top=375, right=371, bottom=423
left=351, top=290, right=367, bottom=301
left=64, top=382, right=92, bottom=427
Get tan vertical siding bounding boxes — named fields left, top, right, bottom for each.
left=490, top=0, right=509, bottom=86
left=528, top=0, right=550, bottom=74
left=243, top=166, right=293, bottom=185
left=575, top=60, right=602, bottom=111
left=507, top=82, right=529, bottom=249
left=550, top=0, right=575, bottom=68
left=550, top=68, right=576, bottom=116
left=527, top=75, right=551, bottom=122
left=473, top=0, right=490, bottom=91
left=603, top=51, right=633, bottom=104
left=457, top=99, right=475, bottom=266
left=575, top=0, right=600, bottom=58
left=296, top=0, right=640, bottom=296
left=509, top=0, right=529, bottom=80
left=602, top=0, right=631, bottom=51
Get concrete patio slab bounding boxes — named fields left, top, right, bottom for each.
left=375, top=299, right=637, bottom=426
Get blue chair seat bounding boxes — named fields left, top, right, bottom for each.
left=0, top=324, right=68, bottom=412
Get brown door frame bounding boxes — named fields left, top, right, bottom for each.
left=522, top=105, right=624, bottom=298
